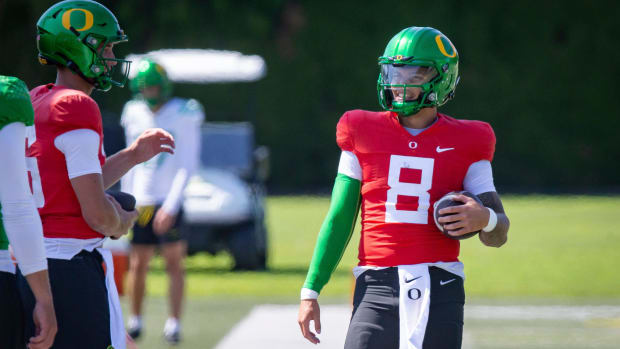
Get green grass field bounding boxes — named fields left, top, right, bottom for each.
left=128, top=195, right=620, bottom=348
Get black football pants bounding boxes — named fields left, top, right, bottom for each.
left=0, top=271, right=26, bottom=349
left=17, top=250, right=111, bottom=349
left=344, top=266, right=464, bottom=349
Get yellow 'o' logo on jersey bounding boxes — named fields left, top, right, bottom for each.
left=434, top=35, right=457, bottom=58
left=62, top=8, right=94, bottom=32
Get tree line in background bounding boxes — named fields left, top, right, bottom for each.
left=1, top=0, right=618, bottom=192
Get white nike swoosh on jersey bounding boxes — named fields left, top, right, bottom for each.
left=436, top=146, right=455, bottom=153
left=440, top=278, right=456, bottom=286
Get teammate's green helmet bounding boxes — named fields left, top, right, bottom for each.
left=0, top=76, right=34, bottom=127
left=36, top=0, right=131, bottom=91
left=129, top=59, right=172, bottom=108
left=377, top=26, right=459, bottom=116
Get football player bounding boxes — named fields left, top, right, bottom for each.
left=297, top=27, right=510, bottom=349
left=17, top=1, right=175, bottom=348
left=0, top=76, right=57, bottom=349
left=121, top=58, right=204, bottom=344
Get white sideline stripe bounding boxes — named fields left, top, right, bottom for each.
left=214, top=305, right=350, bottom=349
left=214, top=304, right=620, bottom=349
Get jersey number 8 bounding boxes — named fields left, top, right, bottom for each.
left=385, top=155, right=434, bottom=224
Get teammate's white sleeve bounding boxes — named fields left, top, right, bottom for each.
left=119, top=124, right=135, bottom=194
left=160, top=114, right=203, bottom=215
left=0, top=122, right=47, bottom=275
left=119, top=102, right=141, bottom=195
left=463, top=160, right=496, bottom=195
left=54, top=128, right=102, bottom=178
left=338, top=151, right=362, bottom=180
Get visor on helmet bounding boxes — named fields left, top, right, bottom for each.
left=380, top=65, right=437, bottom=85
left=380, top=64, right=438, bottom=103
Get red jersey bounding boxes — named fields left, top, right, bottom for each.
left=26, top=84, right=106, bottom=239
left=337, top=110, right=495, bottom=267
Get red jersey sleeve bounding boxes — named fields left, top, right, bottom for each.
left=336, top=112, right=354, bottom=151
left=49, top=93, right=102, bottom=135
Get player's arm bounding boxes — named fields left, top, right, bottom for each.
left=301, top=173, right=361, bottom=296
left=55, top=129, right=137, bottom=237
left=298, top=151, right=361, bottom=344
left=438, top=160, right=509, bottom=247
left=476, top=191, right=509, bottom=247
left=154, top=113, right=202, bottom=234
left=0, top=121, right=57, bottom=348
left=102, top=128, right=175, bottom=189
left=0, top=122, right=48, bottom=275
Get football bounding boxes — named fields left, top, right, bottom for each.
left=433, top=191, right=482, bottom=240
left=106, top=190, right=136, bottom=212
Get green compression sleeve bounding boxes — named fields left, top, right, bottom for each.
left=302, top=173, right=361, bottom=294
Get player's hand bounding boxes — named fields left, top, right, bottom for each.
left=128, top=128, right=175, bottom=165
left=28, top=299, right=57, bottom=349
left=438, top=193, right=490, bottom=237
left=107, top=194, right=138, bottom=239
left=153, top=209, right=177, bottom=235
left=298, top=299, right=321, bottom=344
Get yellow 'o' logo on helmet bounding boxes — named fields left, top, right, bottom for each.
left=62, top=8, right=94, bottom=32
left=434, top=35, right=457, bottom=58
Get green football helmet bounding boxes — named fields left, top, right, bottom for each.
left=36, top=0, right=130, bottom=91
left=129, top=59, right=172, bottom=108
left=377, top=26, right=459, bottom=116
left=0, top=76, right=34, bottom=127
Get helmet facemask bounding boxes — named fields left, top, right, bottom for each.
left=378, top=63, right=439, bottom=115
left=83, top=33, right=131, bottom=90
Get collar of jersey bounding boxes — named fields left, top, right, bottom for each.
left=389, top=111, right=446, bottom=139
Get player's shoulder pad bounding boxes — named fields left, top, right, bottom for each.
left=175, top=98, right=205, bottom=123
left=336, top=109, right=388, bottom=152
left=0, top=76, right=34, bottom=129
left=49, top=89, right=101, bottom=133
left=164, top=98, right=204, bottom=123
left=450, top=116, right=496, bottom=161
left=120, top=99, right=150, bottom=125
left=178, top=98, right=205, bottom=122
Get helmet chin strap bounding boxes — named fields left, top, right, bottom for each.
left=66, top=60, right=99, bottom=88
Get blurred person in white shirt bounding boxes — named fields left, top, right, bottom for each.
left=121, top=59, right=204, bottom=345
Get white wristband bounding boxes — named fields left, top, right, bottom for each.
left=482, top=207, right=498, bottom=232
left=300, top=288, right=319, bottom=300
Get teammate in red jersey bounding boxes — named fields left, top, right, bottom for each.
left=298, top=27, right=510, bottom=349
left=18, top=1, right=173, bottom=348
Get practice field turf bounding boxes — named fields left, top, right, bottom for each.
left=145, top=195, right=620, bottom=299
left=129, top=195, right=620, bottom=348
